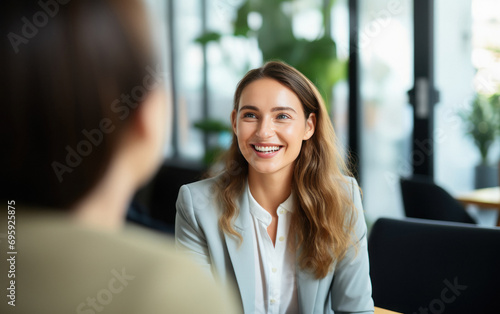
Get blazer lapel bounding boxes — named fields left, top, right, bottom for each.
left=224, top=188, right=255, bottom=313
left=296, top=252, right=320, bottom=313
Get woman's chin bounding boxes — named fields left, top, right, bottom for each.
left=248, top=162, right=293, bottom=177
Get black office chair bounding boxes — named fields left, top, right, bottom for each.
left=368, top=218, right=500, bottom=313
left=127, top=160, right=206, bottom=233
left=400, top=175, right=476, bottom=224
left=148, top=161, right=206, bottom=228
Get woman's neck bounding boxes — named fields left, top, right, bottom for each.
left=71, top=158, right=136, bottom=231
left=248, top=167, right=293, bottom=215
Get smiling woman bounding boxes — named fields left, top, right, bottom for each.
left=175, top=61, right=374, bottom=313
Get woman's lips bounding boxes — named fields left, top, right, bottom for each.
left=251, top=144, right=282, bottom=158
left=252, top=145, right=281, bottom=153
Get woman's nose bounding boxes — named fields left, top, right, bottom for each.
left=256, top=118, right=275, bottom=138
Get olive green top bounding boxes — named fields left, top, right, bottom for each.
left=0, top=208, right=239, bottom=314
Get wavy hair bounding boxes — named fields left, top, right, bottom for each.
left=214, top=60, right=357, bottom=279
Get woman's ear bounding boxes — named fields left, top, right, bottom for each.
left=303, top=113, right=316, bottom=140
left=231, top=109, right=237, bottom=135
left=120, top=88, right=167, bottom=185
left=132, top=88, right=166, bottom=141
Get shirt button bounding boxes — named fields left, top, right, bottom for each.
left=279, top=236, right=285, bottom=242
left=272, top=267, right=277, bottom=273
left=270, top=299, right=276, bottom=304
left=279, top=209, right=285, bottom=215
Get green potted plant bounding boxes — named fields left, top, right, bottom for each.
left=193, top=119, right=232, bottom=165
left=460, top=93, right=500, bottom=188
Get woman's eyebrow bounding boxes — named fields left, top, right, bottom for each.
left=271, top=106, right=297, bottom=113
left=239, top=105, right=297, bottom=113
left=239, top=105, right=259, bottom=112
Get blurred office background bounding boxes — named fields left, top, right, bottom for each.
left=137, top=0, right=500, bottom=230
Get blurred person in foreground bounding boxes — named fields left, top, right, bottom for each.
left=176, top=61, right=374, bottom=313
left=0, top=0, right=238, bottom=313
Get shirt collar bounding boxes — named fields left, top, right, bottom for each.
left=246, top=181, right=294, bottom=224
left=280, top=192, right=294, bottom=213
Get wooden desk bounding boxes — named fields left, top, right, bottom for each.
left=456, top=186, right=500, bottom=226
left=375, top=306, right=401, bottom=314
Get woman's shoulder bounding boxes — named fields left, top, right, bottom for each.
left=342, top=175, right=357, bottom=185
left=177, top=176, right=222, bottom=215
left=337, top=175, right=359, bottom=195
left=180, top=176, right=219, bottom=196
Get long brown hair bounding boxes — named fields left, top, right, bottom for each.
left=214, top=61, right=358, bottom=279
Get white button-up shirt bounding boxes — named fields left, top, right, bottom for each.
left=247, top=184, right=299, bottom=314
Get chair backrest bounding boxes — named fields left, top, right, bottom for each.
left=400, top=175, right=475, bottom=224
left=149, top=162, right=205, bottom=226
left=368, top=218, right=500, bottom=313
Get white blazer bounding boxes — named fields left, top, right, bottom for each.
left=175, top=176, right=374, bottom=314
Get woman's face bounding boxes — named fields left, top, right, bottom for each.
left=232, top=78, right=315, bottom=177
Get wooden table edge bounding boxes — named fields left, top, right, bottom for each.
left=456, top=198, right=500, bottom=209
left=374, top=306, right=402, bottom=314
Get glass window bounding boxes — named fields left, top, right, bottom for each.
left=358, top=0, right=413, bottom=221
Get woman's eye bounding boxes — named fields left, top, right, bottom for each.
left=276, top=114, right=290, bottom=120
left=243, top=112, right=256, bottom=118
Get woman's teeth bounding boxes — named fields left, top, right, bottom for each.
left=254, top=145, right=280, bottom=153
